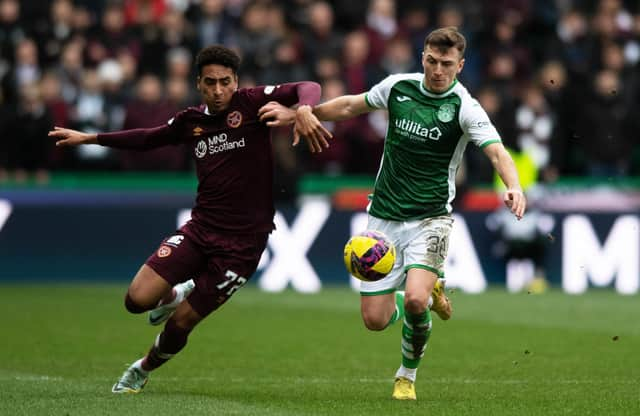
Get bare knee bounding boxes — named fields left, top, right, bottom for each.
left=361, top=311, right=389, bottom=331
left=405, top=292, right=428, bottom=315
left=124, top=292, right=151, bottom=314
left=125, top=264, right=172, bottom=313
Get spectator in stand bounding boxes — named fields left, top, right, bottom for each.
left=536, top=60, right=570, bottom=183
left=363, top=0, right=398, bottom=65
left=553, top=9, right=590, bottom=75
left=166, top=75, right=194, bottom=109
left=40, top=70, right=71, bottom=169
left=485, top=50, right=519, bottom=109
left=235, top=1, right=279, bottom=80
left=54, top=38, right=85, bottom=105
left=3, top=37, right=39, bottom=104
left=32, top=0, right=76, bottom=67
left=399, top=4, right=431, bottom=58
left=138, top=7, right=197, bottom=75
left=261, top=37, right=310, bottom=85
left=0, top=0, right=25, bottom=66
left=514, top=84, right=554, bottom=173
left=342, top=29, right=383, bottom=94
left=2, top=82, right=53, bottom=184
left=70, top=3, right=93, bottom=36
left=0, top=0, right=636, bottom=181
left=115, top=49, right=139, bottom=98
left=301, top=1, right=343, bottom=76
left=312, top=53, right=341, bottom=82
left=85, top=1, right=140, bottom=67
left=303, top=77, right=349, bottom=174
left=599, top=41, right=638, bottom=105
left=97, top=58, right=128, bottom=130
left=465, top=86, right=517, bottom=186
left=380, top=35, right=419, bottom=76
left=159, top=8, right=198, bottom=55
left=40, top=70, right=70, bottom=129
left=74, top=69, right=107, bottom=131
left=258, top=2, right=307, bottom=84
left=193, top=0, right=237, bottom=50
left=487, top=15, right=532, bottom=83
left=118, top=74, right=189, bottom=171
left=573, top=69, right=636, bottom=177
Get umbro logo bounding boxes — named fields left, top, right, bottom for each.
left=396, top=95, right=412, bottom=102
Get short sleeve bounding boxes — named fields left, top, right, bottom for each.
left=365, top=74, right=407, bottom=110
left=459, top=96, right=502, bottom=148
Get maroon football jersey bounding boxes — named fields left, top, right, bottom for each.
left=98, top=82, right=320, bottom=233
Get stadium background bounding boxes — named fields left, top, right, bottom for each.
left=1, top=0, right=639, bottom=293
left=1, top=2, right=639, bottom=415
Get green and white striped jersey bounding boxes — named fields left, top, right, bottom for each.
left=364, top=73, right=501, bottom=220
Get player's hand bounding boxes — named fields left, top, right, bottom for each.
left=504, top=188, right=526, bottom=220
left=258, top=101, right=296, bottom=127
left=293, top=105, right=332, bottom=153
left=48, top=127, right=98, bottom=147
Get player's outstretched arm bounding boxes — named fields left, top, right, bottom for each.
left=290, top=93, right=373, bottom=153
left=483, top=142, right=527, bottom=220
left=313, top=93, right=372, bottom=121
left=48, top=127, right=98, bottom=147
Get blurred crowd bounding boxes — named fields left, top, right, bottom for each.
left=1, top=0, right=639, bottom=193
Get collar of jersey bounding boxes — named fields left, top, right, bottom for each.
left=419, top=78, right=458, bottom=98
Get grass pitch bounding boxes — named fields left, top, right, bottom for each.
left=0, top=284, right=638, bottom=416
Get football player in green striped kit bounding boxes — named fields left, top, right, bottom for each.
left=260, top=26, right=527, bottom=400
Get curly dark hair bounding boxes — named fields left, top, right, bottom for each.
left=195, top=45, right=241, bottom=76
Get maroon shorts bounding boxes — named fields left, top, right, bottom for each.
left=146, top=223, right=269, bottom=317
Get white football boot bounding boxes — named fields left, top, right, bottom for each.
left=112, top=363, right=148, bottom=394
left=148, top=279, right=195, bottom=326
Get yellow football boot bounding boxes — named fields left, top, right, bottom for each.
left=431, top=278, right=452, bottom=320
left=392, top=377, right=416, bottom=400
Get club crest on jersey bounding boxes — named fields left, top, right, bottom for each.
left=227, top=111, right=242, bottom=128
left=157, top=245, right=172, bottom=258
left=437, top=103, right=455, bottom=122
left=193, top=127, right=203, bottom=136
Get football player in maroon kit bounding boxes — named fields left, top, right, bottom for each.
left=49, top=45, right=331, bottom=393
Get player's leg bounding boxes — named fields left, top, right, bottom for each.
left=360, top=292, right=396, bottom=330
left=113, top=230, right=270, bottom=394
left=112, top=301, right=203, bottom=394
left=393, top=268, right=436, bottom=400
left=359, top=216, right=408, bottom=330
left=124, top=264, right=173, bottom=313
left=136, top=231, right=270, bottom=372
left=113, top=230, right=206, bottom=394
left=392, top=215, right=454, bottom=400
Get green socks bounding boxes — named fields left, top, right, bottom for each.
left=401, top=309, right=432, bottom=369
left=386, top=291, right=406, bottom=327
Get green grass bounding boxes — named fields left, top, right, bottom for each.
left=1, top=285, right=638, bottom=415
